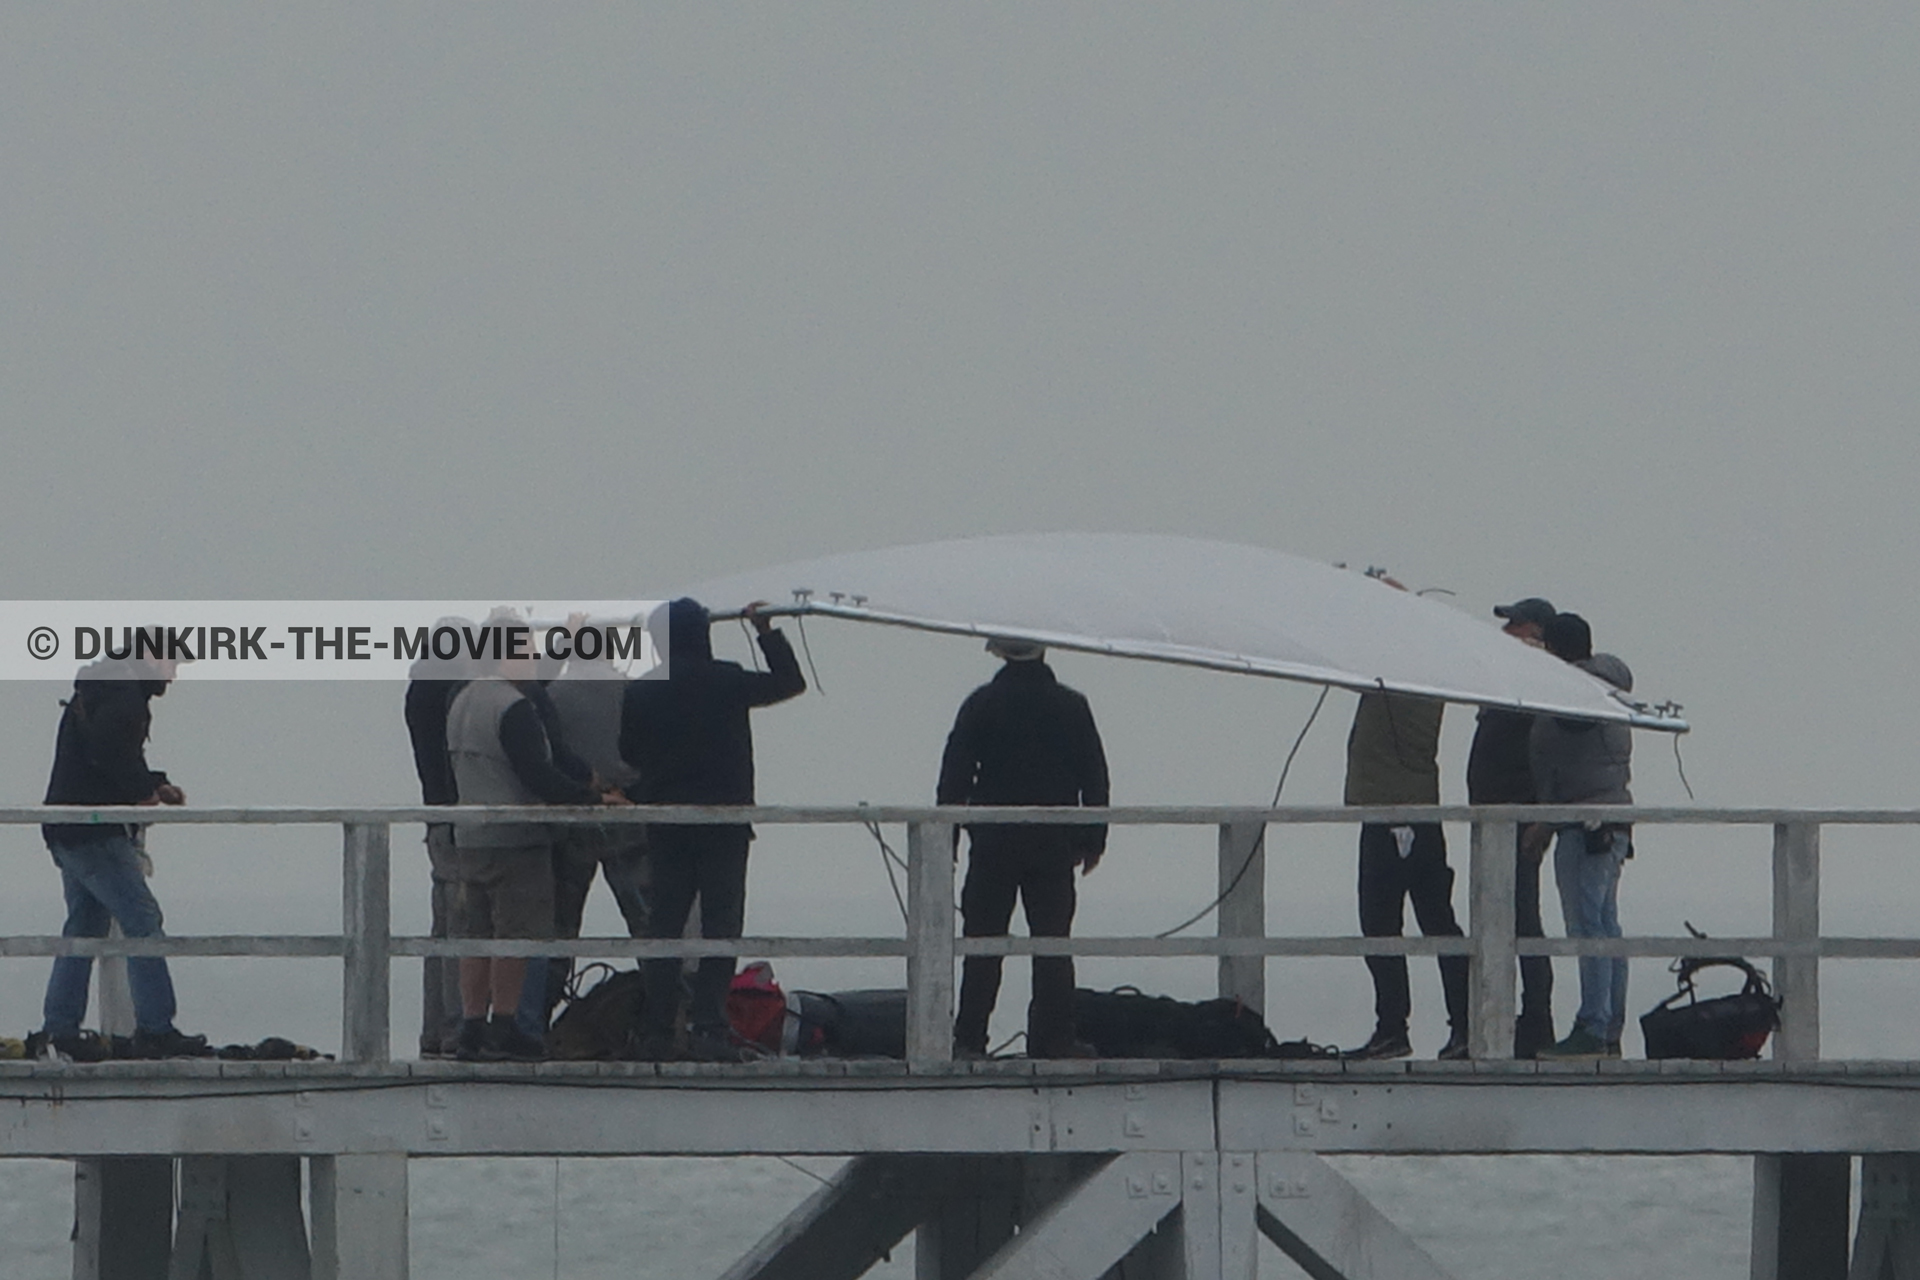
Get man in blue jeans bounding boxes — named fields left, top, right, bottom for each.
left=38, top=648, right=208, bottom=1061
left=1528, top=613, right=1636, bottom=1060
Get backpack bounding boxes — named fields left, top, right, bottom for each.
left=727, top=962, right=823, bottom=1056
left=548, top=964, right=649, bottom=1060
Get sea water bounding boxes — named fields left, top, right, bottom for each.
left=0, top=1152, right=1756, bottom=1276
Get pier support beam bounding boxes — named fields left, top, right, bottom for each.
left=168, top=1156, right=312, bottom=1280
left=311, top=1154, right=408, bottom=1280
left=1256, top=1152, right=1457, bottom=1280
left=1751, top=1154, right=1850, bottom=1280
left=73, top=1157, right=173, bottom=1280
left=1849, top=1155, right=1920, bottom=1280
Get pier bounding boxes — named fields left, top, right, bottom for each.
left=4, top=804, right=1917, bottom=1279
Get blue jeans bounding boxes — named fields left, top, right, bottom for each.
left=1553, top=826, right=1629, bottom=1042
left=42, top=835, right=178, bottom=1037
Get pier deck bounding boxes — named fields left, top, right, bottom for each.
left=8, top=1057, right=1920, bottom=1160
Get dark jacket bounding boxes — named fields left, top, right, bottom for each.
left=42, top=660, right=173, bottom=846
left=619, top=598, right=806, bottom=806
left=1467, top=708, right=1536, bottom=805
left=404, top=678, right=465, bottom=806
left=936, top=660, right=1110, bottom=857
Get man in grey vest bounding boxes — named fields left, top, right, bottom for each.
left=445, top=619, right=627, bottom=1060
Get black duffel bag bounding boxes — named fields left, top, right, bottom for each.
left=1640, top=956, right=1781, bottom=1060
left=1072, top=986, right=1282, bottom=1059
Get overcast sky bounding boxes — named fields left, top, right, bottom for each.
left=1, top=6, right=1915, bottom=1055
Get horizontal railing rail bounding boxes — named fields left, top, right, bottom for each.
left=0, top=805, right=1885, bottom=1064
left=8, top=804, right=1920, bottom=825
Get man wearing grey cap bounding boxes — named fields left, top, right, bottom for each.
left=1466, top=597, right=1557, bottom=1058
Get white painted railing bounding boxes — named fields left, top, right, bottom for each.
left=1, top=805, right=1904, bottom=1066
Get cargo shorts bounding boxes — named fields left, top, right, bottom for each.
left=448, top=842, right=555, bottom=940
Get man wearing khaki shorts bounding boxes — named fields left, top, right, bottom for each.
left=445, top=619, right=626, bottom=1060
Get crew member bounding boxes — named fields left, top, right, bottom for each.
left=1466, top=596, right=1557, bottom=1058
left=404, top=615, right=474, bottom=1058
left=621, top=598, right=806, bottom=1062
left=1531, top=613, right=1636, bottom=1060
left=38, top=645, right=209, bottom=1060
left=939, top=637, right=1109, bottom=1059
left=445, top=619, right=625, bottom=1061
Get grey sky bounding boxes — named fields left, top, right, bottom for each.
left=0, top=7, right=1915, bottom=1053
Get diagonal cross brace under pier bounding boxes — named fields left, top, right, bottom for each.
left=1255, top=1152, right=1457, bottom=1280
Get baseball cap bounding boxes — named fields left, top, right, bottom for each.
left=1493, top=597, right=1556, bottom=628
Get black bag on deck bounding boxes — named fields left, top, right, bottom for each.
left=1071, top=987, right=1281, bottom=1059
left=548, top=964, right=649, bottom=1060
left=1640, top=956, right=1781, bottom=1060
left=798, top=989, right=908, bottom=1059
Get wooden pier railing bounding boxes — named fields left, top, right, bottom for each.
left=3, top=805, right=1904, bottom=1066
left=0, top=804, right=1906, bottom=1066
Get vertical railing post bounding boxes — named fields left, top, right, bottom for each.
left=341, top=821, right=392, bottom=1064
left=906, top=820, right=956, bottom=1066
left=1217, top=821, right=1266, bottom=1014
left=1467, top=819, right=1517, bottom=1060
left=1772, top=821, right=1821, bottom=1062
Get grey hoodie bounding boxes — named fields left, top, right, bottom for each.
left=1529, top=654, right=1634, bottom=806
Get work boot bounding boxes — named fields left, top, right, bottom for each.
left=1514, top=1011, right=1556, bottom=1060
left=1539, top=1027, right=1609, bottom=1060
left=485, top=1015, right=546, bottom=1062
left=34, top=1029, right=112, bottom=1063
left=1437, top=1029, right=1470, bottom=1061
left=1341, top=1027, right=1412, bottom=1061
left=129, top=1028, right=212, bottom=1060
left=454, top=1017, right=490, bottom=1062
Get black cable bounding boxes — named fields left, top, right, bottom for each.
left=795, top=614, right=825, bottom=695
left=865, top=818, right=910, bottom=923
left=1154, top=684, right=1330, bottom=938
left=1672, top=734, right=1696, bottom=801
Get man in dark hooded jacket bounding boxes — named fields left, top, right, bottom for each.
left=621, top=597, right=806, bottom=1060
left=38, top=651, right=208, bottom=1060
left=939, top=638, right=1109, bottom=1059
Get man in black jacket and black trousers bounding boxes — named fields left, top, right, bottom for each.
left=939, top=638, right=1110, bottom=1059
left=621, top=597, right=806, bottom=1061
left=38, top=652, right=208, bottom=1060
left=1466, top=596, right=1557, bottom=1058
left=402, top=617, right=473, bottom=1058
